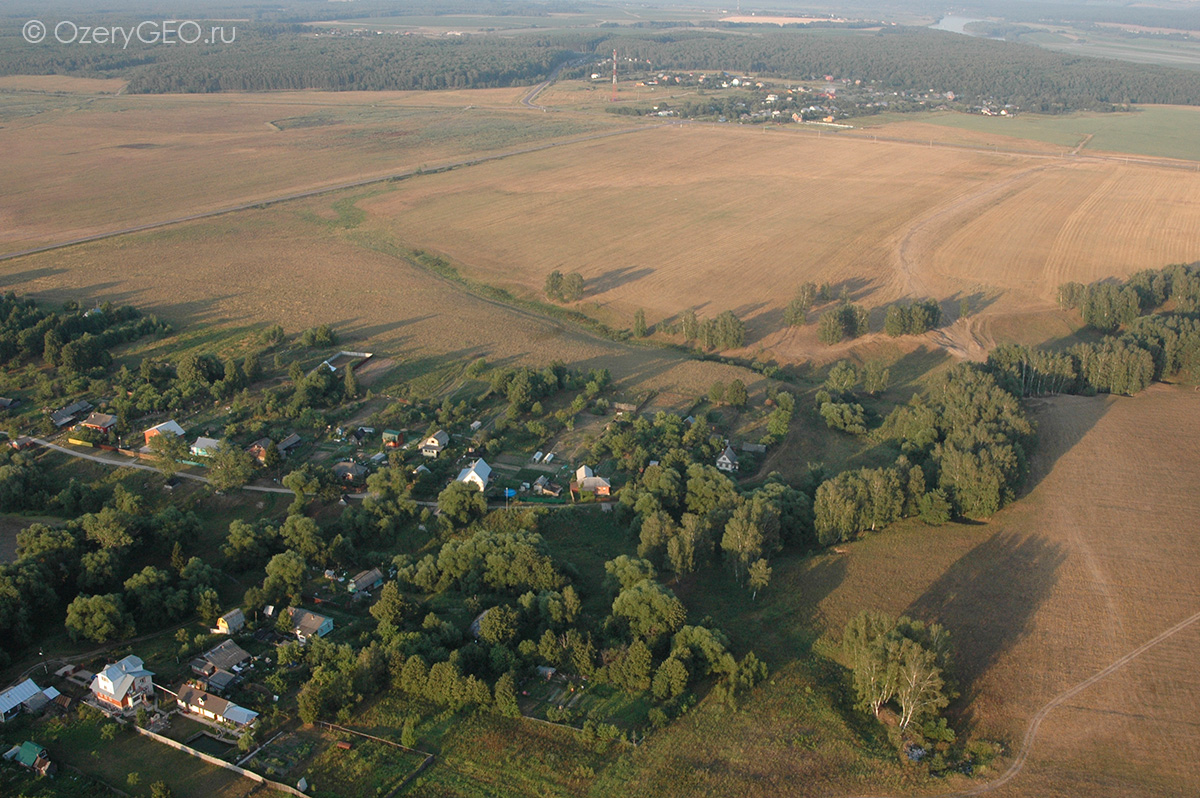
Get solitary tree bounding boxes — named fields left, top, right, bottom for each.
left=748, top=558, right=772, bottom=600
left=633, top=309, right=648, bottom=338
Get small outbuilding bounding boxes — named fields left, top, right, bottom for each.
left=349, top=567, right=384, bottom=593
left=217, top=608, right=245, bottom=635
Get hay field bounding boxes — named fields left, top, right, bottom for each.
left=0, top=200, right=760, bottom=401
left=358, top=122, right=1200, bottom=358
left=796, top=385, right=1200, bottom=796
left=0, top=87, right=623, bottom=252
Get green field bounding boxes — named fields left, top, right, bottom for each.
left=889, top=106, right=1200, bottom=161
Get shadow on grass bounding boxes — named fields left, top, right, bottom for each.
left=905, top=530, right=1066, bottom=729
left=677, top=550, right=848, bottom=666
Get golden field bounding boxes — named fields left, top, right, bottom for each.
left=357, top=122, right=1200, bottom=361
left=0, top=86, right=628, bottom=252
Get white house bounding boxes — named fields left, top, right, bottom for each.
left=421, top=430, right=450, bottom=458
left=90, top=656, right=154, bottom=710
left=456, top=459, right=491, bottom=492
left=716, top=445, right=740, bottom=473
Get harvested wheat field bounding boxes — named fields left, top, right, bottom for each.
left=0, top=87, right=626, bottom=252
left=802, top=384, right=1200, bottom=797
left=0, top=201, right=760, bottom=400
left=359, top=122, right=1200, bottom=358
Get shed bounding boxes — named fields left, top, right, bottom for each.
left=0, top=679, right=42, bottom=722
left=277, top=433, right=302, bottom=454
left=349, top=567, right=384, bottom=593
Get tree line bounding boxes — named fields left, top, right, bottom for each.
left=990, top=263, right=1200, bottom=398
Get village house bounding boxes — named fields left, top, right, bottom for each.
left=190, top=640, right=251, bottom=694
left=143, top=419, right=185, bottom=446
left=10, top=436, right=35, bottom=450
left=349, top=567, right=384, bottom=593
left=0, top=397, right=18, bottom=410
left=333, top=461, right=368, bottom=482
left=176, top=685, right=258, bottom=728
left=421, top=430, right=450, bottom=457
left=382, top=429, right=403, bottom=447
left=8, top=741, right=55, bottom=777
left=80, top=412, right=118, bottom=433
left=456, top=458, right=491, bottom=492
left=287, top=607, right=334, bottom=644
left=90, top=655, right=154, bottom=710
left=246, top=437, right=273, bottom=464
left=217, top=608, right=245, bottom=635
left=716, top=444, right=740, bottom=473
left=572, top=465, right=612, bottom=498
left=50, top=399, right=93, bottom=428
left=190, top=436, right=221, bottom=458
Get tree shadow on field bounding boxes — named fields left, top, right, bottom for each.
left=1016, top=390, right=1110, bottom=497
left=905, top=531, right=1066, bottom=725
left=586, top=265, right=653, bottom=296
left=0, top=265, right=67, bottom=287
left=333, top=315, right=438, bottom=344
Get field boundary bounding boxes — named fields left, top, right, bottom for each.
left=132, top=726, right=308, bottom=798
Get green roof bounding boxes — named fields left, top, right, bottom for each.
left=16, top=741, right=46, bottom=767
